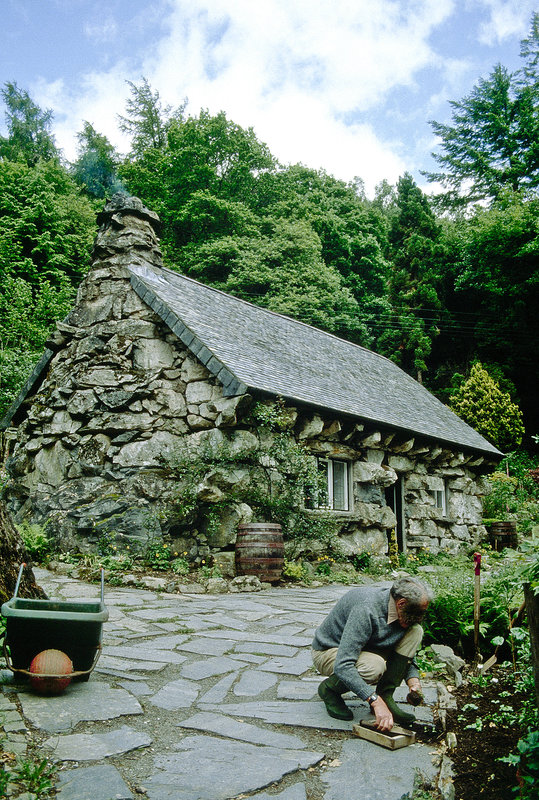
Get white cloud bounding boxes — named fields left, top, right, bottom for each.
left=84, top=17, right=118, bottom=44
left=476, top=0, right=536, bottom=45
left=28, top=0, right=470, bottom=192
left=144, top=0, right=455, bottom=192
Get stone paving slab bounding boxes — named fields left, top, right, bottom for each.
left=197, top=672, right=237, bottom=704
left=177, top=710, right=309, bottom=748
left=178, top=637, right=237, bottom=656
left=102, top=645, right=187, bottom=664
left=55, top=764, right=134, bottom=800
left=320, top=736, right=438, bottom=800
left=201, top=628, right=314, bottom=646
left=44, top=723, right=152, bottom=761
left=201, top=700, right=358, bottom=731
left=277, top=679, right=320, bottom=700
left=148, top=677, right=199, bottom=709
left=234, top=669, right=278, bottom=695
left=143, top=735, right=325, bottom=800
left=234, top=641, right=299, bottom=657
left=180, top=655, right=243, bottom=679
left=18, top=681, right=143, bottom=733
left=258, top=650, right=313, bottom=675
left=98, top=655, right=168, bottom=672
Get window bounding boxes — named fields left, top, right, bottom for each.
left=316, top=458, right=350, bottom=511
left=429, top=485, right=447, bottom=516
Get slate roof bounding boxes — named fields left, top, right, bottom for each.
left=128, top=262, right=502, bottom=457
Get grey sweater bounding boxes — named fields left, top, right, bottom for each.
left=312, top=584, right=419, bottom=700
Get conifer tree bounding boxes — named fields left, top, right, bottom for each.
left=450, top=363, right=525, bottom=451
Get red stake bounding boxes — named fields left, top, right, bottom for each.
left=474, top=552, right=481, bottom=654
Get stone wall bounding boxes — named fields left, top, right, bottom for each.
left=2, top=196, right=493, bottom=563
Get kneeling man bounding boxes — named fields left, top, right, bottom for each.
left=312, top=575, right=433, bottom=731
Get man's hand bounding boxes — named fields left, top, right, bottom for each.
left=370, top=696, right=394, bottom=731
left=406, top=677, right=423, bottom=706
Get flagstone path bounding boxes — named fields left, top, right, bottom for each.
left=1, top=569, right=448, bottom=800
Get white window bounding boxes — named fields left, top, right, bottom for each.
left=430, top=485, right=447, bottom=516
left=317, top=458, right=350, bottom=511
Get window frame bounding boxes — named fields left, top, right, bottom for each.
left=315, top=457, right=351, bottom=512
left=430, top=483, right=447, bottom=516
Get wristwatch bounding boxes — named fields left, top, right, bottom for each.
left=367, top=692, right=378, bottom=706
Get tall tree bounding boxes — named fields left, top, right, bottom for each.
left=0, top=81, right=58, bottom=166
left=425, top=64, right=539, bottom=208
left=378, top=174, right=443, bottom=382
left=118, top=77, right=184, bottom=157
left=519, top=11, right=539, bottom=86
left=72, top=122, right=122, bottom=199
left=425, top=16, right=539, bottom=209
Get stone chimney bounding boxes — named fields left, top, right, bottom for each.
left=45, top=195, right=163, bottom=350
left=93, top=193, right=163, bottom=270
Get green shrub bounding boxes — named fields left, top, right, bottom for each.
left=171, top=556, right=190, bottom=575
left=282, top=560, right=308, bottom=581
left=449, top=363, right=525, bottom=450
left=143, top=538, right=172, bottom=571
left=17, top=521, right=52, bottom=562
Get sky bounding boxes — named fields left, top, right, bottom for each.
left=1, top=0, right=536, bottom=197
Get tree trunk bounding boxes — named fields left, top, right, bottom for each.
left=524, top=582, right=539, bottom=711
left=0, top=502, right=45, bottom=603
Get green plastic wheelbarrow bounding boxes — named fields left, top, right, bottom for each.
left=1, top=564, right=109, bottom=681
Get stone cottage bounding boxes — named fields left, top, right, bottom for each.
left=1, top=195, right=502, bottom=564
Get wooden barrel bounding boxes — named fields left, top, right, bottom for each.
left=235, top=523, right=284, bottom=584
left=489, top=521, right=518, bottom=552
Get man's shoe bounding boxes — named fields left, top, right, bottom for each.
left=318, top=675, right=353, bottom=721
left=376, top=653, right=416, bottom=726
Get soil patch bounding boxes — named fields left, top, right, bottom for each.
left=445, top=665, right=528, bottom=800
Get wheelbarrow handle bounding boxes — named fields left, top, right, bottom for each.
left=13, top=563, right=26, bottom=599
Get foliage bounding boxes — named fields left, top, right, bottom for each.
left=170, top=555, right=190, bottom=575
left=118, top=77, right=185, bottom=158
left=483, top=452, right=539, bottom=531
left=450, top=363, right=525, bottom=450
left=421, top=568, right=473, bottom=652
left=0, top=743, right=56, bottom=797
left=500, top=731, right=539, bottom=799
left=0, top=81, right=58, bottom=165
left=17, top=521, right=52, bottom=561
left=141, top=537, right=173, bottom=571
left=380, top=173, right=444, bottom=380
left=424, top=15, right=539, bottom=208
left=0, top=154, right=96, bottom=416
left=282, top=559, right=309, bottom=582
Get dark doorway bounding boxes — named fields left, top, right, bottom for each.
left=385, top=477, right=405, bottom=552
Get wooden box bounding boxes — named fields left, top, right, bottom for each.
left=352, top=719, right=416, bottom=749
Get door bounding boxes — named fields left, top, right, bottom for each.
left=385, top=477, right=406, bottom=553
